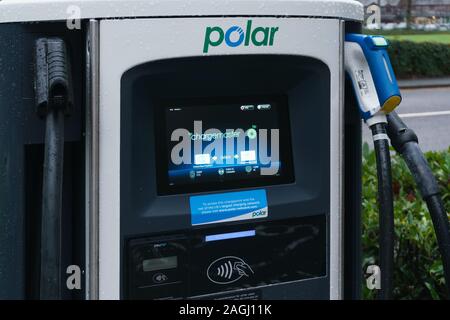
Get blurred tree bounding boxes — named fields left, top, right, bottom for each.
left=406, top=0, right=413, bottom=28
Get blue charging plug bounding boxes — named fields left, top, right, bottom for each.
left=346, top=34, right=402, bottom=114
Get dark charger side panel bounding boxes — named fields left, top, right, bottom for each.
left=120, top=55, right=331, bottom=299
left=0, top=23, right=86, bottom=299
left=343, top=20, right=363, bottom=300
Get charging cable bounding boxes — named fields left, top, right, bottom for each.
left=35, top=38, right=72, bottom=299
left=345, top=34, right=402, bottom=299
left=347, top=33, right=449, bottom=299
left=387, top=111, right=450, bottom=296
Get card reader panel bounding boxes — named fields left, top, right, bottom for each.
left=127, top=215, right=326, bottom=299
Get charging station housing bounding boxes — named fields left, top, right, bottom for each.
left=0, top=0, right=364, bottom=300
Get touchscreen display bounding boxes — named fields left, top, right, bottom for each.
left=156, top=96, right=294, bottom=194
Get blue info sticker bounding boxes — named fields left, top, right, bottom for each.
left=190, top=189, right=268, bottom=226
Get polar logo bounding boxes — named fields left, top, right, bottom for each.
left=252, top=208, right=267, bottom=218
left=207, top=256, right=254, bottom=284
left=203, top=20, right=279, bottom=53
left=225, top=26, right=245, bottom=47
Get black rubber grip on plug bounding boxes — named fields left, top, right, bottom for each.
left=387, top=113, right=439, bottom=198
left=35, top=38, right=73, bottom=117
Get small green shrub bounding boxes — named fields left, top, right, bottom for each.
left=362, top=144, right=450, bottom=299
left=388, top=40, right=450, bottom=78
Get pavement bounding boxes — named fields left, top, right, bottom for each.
left=398, top=77, right=450, bottom=89
left=362, top=86, right=450, bottom=152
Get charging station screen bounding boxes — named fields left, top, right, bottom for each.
left=156, top=96, right=294, bottom=194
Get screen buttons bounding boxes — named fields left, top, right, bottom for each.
left=257, top=104, right=271, bottom=110
left=240, top=150, right=256, bottom=162
left=194, top=153, right=211, bottom=165
left=240, top=105, right=255, bottom=111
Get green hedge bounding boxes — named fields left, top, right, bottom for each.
left=388, top=40, right=450, bottom=78
left=362, top=145, right=450, bottom=299
left=373, top=30, right=450, bottom=36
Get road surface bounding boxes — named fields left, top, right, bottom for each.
left=362, top=87, right=450, bottom=152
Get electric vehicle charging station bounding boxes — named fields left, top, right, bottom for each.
left=1, top=0, right=448, bottom=301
